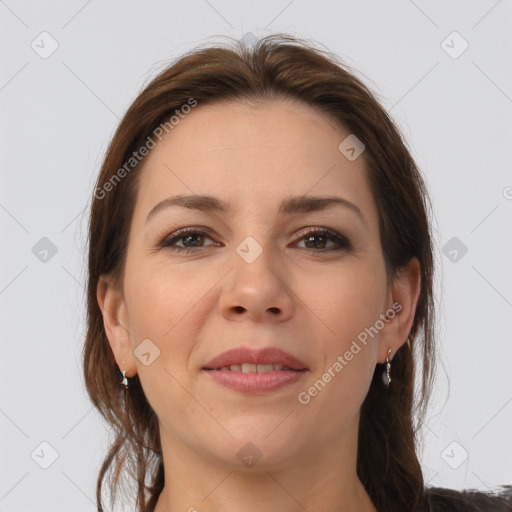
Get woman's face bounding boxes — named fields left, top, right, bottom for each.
left=103, top=98, right=413, bottom=470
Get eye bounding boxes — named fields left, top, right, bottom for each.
left=158, top=226, right=351, bottom=254
left=159, top=227, right=219, bottom=252
left=293, top=228, right=351, bottom=252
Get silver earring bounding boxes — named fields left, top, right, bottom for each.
left=382, top=348, right=392, bottom=388
left=120, top=360, right=128, bottom=389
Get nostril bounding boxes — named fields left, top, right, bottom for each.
left=233, top=306, right=245, bottom=313
left=268, top=307, right=280, bottom=315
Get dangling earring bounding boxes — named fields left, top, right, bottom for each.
left=382, top=348, right=392, bottom=389
left=382, top=334, right=413, bottom=389
left=120, top=360, right=128, bottom=389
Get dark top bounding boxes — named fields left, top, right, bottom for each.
left=424, top=486, right=512, bottom=511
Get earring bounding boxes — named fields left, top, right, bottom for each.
left=120, top=370, right=128, bottom=388
left=120, top=360, right=128, bottom=389
left=382, top=348, right=392, bottom=389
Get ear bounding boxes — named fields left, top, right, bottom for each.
left=97, top=275, right=137, bottom=377
left=377, top=257, right=421, bottom=363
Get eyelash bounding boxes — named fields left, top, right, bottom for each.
left=158, top=226, right=351, bottom=254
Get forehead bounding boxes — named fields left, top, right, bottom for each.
left=132, top=98, right=378, bottom=228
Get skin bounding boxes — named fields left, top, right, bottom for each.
left=98, top=98, right=421, bottom=512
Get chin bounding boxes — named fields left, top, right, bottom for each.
left=211, top=440, right=298, bottom=472
left=199, top=418, right=300, bottom=470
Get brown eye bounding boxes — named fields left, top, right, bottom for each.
left=159, top=227, right=218, bottom=252
left=178, top=233, right=205, bottom=248
left=295, top=228, right=351, bottom=252
left=303, top=234, right=328, bottom=249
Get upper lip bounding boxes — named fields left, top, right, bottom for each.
left=203, top=346, right=308, bottom=371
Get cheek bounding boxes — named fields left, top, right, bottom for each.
left=124, top=258, right=201, bottom=336
left=298, top=282, right=379, bottom=431
left=122, top=265, right=189, bottom=380
left=123, top=268, right=201, bottom=419
left=303, top=263, right=386, bottom=347
left=123, top=259, right=221, bottom=381
left=300, top=262, right=383, bottom=406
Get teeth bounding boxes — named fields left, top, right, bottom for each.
left=256, top=364, right=274, bottom=373
left=217, top=364, right=289, bottom=373
left=241, top=363, right=257, bottom=373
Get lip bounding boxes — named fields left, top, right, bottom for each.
left=203, top=346, right=308, bottom=371
left=202, top=346, right=309, bottom=394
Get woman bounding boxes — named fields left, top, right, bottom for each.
left=83, top=34, right=512, bottom=512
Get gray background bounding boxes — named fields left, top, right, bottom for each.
left=1, top=1, right=511, bottom=510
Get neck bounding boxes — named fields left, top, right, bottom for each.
left=155, top=472, right=376, bottom=512
left=153, top=429, right=377, bottom=512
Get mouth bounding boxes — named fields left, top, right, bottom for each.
left=203, top=346, right=308, bottom=372
left=202, top=347, right=308, bottom=393
left=210, top=363, right=301, bottom=373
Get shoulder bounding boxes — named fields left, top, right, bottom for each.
left=422, top=485, right=512, bottom=512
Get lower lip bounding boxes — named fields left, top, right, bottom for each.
left=204, top=369, right=306, bottom=393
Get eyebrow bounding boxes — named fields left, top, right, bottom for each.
left=145, top=194, right=368, bottom=228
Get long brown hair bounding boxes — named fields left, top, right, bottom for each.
left=83, top=34, right=437, bottom=512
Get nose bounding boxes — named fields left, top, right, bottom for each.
left=218, top=244, right=295, bottom=324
